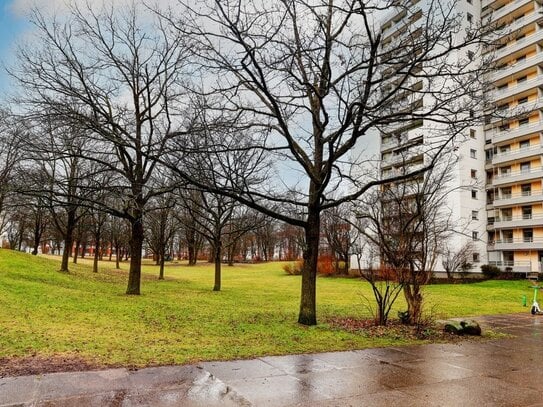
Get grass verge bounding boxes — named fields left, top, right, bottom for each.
left=0, top=250, right=530, bottom=369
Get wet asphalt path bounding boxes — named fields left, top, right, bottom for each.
left=1, top=313, right=543, bottom=406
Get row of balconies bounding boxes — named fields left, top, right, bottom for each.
left=487, top=121, right=543, bottom=144
left=493, top=28, right=543, bottom=62
left=489, top=97, right=543, bottom=125
left=490, top=213, right=543, bottom=229
left=493, top=166, right=543, bottom=186
left=488, top=236, right=543, bottom=250
left=490, top=51, right=543, bottom=83
left=484, top=0, right=535, bottom=24
left=492, top=143, right=542, bottom=164
left=490, top=190, right=543, bottom=207
left=489, top=75, right=543, bottom=103
left=487, top=260, right=533, bottom=273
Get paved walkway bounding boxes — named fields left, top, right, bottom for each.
left=2, top=313, right=543, bottom=406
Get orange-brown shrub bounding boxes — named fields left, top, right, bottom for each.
left=282, top=260, right=303, bottom=275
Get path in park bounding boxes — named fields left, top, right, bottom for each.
left=1, top=313, right=543, bottom=406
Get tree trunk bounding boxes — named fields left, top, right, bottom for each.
left=298, top=209, right=320, bottom=326
left=115, top=245, right=120, bottom=269
left=159, top=247, right=165, bottom=280
left=92, top=239, right=100, bottom=273
left=403, top=283, right=423, bottom=325
left=213, top=241, right=222, bottom=291
left=72, top=240, right=80, bottom=264
left=32, top=224, right=41, bottom=256
left=60, top=209, right=77, bottom=272
left=81, top=241, right=87, bottom=258
left=126, top=215, right=143, bottom=295
left=93, top=235, right=100, bottom=273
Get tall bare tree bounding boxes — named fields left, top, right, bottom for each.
left=162, top=0, right=492, bottom=324
left=11, top=2, right=192, bottom=293
left=357, top=157, right=458, bottom=324
left=0, top=110, right=23, bottom=236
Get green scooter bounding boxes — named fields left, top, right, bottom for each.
left=531, top=285, right=542, bottom=315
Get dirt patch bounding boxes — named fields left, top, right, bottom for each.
left=325, top=317, right=479, bottom=342
left=0, top=355, right=106, bottom=378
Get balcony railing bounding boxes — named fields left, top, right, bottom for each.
left=489, top=52, right=543, bottom=83
left=488, top=75, right=543, bottom=102
left=495, top=166, right=543, bottom=179
left=488, top=0, right=534, bottom=24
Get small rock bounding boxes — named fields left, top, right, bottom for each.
left=444, top=321, right=464, bottom=335
left=460, top=319, right=481, bottom=336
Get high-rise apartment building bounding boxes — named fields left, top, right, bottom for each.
left=376, top=0, right=488, bottom=273
left=483, top=0, right=543, bottom=273
left=372, top=0, right=543, bottom=274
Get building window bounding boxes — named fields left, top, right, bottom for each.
left=467, top=13, right=473, bottom=23
left=470, top=129, right=476, bottom=138
left=519, top=117, right=529, bottom=126
left=471, top=190, right=478, bottom=199
left=472, top=231, right=478, bottom=241
left=467, top=0, right=472, bottom=3
left=517, top=75, right=527, bottom=84
left=517, top=55, right=526, bottom=64
left=518, top=96, right=528, bottom=105
left=471, top=169, right=477, bottom=179
left=472, top=253, right=480, bottom=263
left=520, top=161, right=531, bottom=173
left=519, top=139, right=530, bottom=149
left=467, top=50, right=474, bottom=61
left=521, top=183, right=531, bottom=196
left=501, top=187, right=512, bottom=200
left=470, top=149, right=476, bottom=158
left=522, top=206, right=532, bottom=219
left=469, top=110, right=474, bottom=118
left=523, top=229, right=533, bottom=243
left=472, top=210, right=478, bottom=220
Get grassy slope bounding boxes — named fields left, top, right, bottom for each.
left=0, top=250, right=530, bottom=366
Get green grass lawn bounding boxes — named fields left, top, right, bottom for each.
left=0, top=249, right=532, bottom=367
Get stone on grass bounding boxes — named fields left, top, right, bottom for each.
left=460, top=319, right=481, bottom=336
left=443, top=319, right=482, bottom=336
left=444, top=321, right=464, bottom=335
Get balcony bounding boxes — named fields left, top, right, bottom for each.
left=381, top=9, right=422, bottom=42
left=488, top=98, right=543, bottom=126
left=492, top=144, right=543, bottom=165
left=487, top=121, right=543, bottom=144
left=488, top=75, right=543, bottom=103
left=490, top=236, right=543, bottom=251
left=487, top=260, right=533, bottom=273
left=493, top=191, right=543, bottom=206
left=493, top=29, right=543, bottom=62
left=493, top=166, right=543, bottom=186
left=488, top=0, right=534, bottom=24
left=489, top=52, right=543, bottom=83
left=493, top=213, right=543, bottom=228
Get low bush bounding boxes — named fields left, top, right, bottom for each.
left=481, top=264, right=501, bottom=279
left=282, top=260, right=303, bottom=275
left=317, top=255, right=335, bottom=275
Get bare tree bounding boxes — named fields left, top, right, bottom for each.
left=358, top=158, right=457, bottom=325
left=442, top=242, right=474, bottom=282
left=162, top=0, right=492, bottom=324
left=322, top=205, right=351, bottom=274
left=11, top=1, right=192, bottom=294
left=175, top=191, right=206, bottom=265
left=145, top=193, right=180, bottom=279
left=0, top=110, right=23, bottom=236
